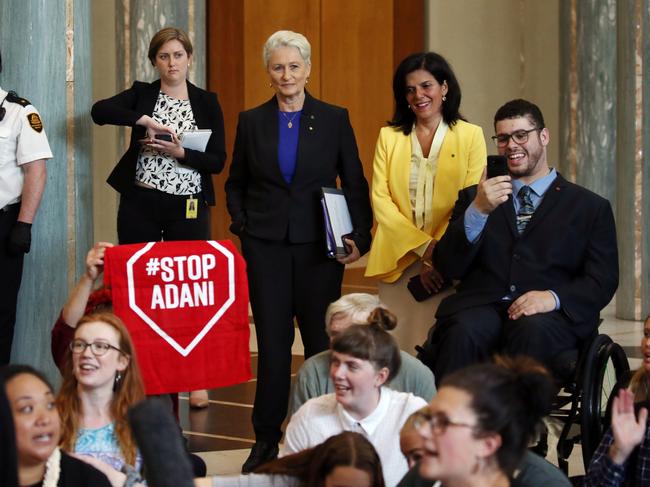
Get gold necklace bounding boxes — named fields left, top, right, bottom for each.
left=280, top=111, right=300, bottom=129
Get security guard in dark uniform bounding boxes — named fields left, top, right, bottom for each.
left=0, top=49, right=52, bottom=364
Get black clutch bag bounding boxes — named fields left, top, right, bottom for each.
left=407, top=275, right=451, bottom=302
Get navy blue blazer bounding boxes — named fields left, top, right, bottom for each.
left=91, top=79, right=226, bottom=206
left=225, top=93, right=372, bottom=254
left=433, top=173, right=618, bottom=340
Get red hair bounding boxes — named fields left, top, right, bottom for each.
left=57, top=312, right=145, bottom=466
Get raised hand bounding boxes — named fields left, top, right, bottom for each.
left=609, top=388, right=648, bottom=465
left=86, top=242, right=114, bottom=281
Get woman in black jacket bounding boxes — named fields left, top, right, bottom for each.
left=92, top=27, right=226, bottom=409
left=226, top=29, right=372, bottom=472
left=91, top=27, right=226, bottom=245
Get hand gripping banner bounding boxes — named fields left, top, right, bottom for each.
left=104, top=240, right=251, bottom=394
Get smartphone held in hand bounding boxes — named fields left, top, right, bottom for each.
left=407, top=275, right=451, bottom=302
left=486, top=155, right=508, bottom=179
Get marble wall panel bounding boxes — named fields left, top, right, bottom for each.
left=0, top=0, right=92, bottom=383
left=615, top=0, right=649, bottom=320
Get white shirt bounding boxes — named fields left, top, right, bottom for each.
left=135, top=91, right=201, bottom=195
left=282, top=387, right=428, bottom=487
left=0, top=86, right=53, bottom=208
left=409, top=121, right=448, bottom=233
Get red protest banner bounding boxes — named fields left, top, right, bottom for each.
left=103, top=240, right=251, bottom=394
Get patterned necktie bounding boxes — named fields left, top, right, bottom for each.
left=516, top=185, right=535, bottom=234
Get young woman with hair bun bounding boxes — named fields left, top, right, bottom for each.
left=410, top=355, right=558, bottom=486
left=282, top=307, right=428, bottom=486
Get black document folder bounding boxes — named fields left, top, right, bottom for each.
left=321, top=187, right=353, bottom=258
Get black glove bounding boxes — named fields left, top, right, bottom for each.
left=8, top=221, right=32, bottom=255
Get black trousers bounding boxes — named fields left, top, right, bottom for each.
left=0, top=204, right=24, bottom=365
left=117, top=186, right=210, bottom=244
left=431, top=302, right=580, bottom=387
left=242, top=234, right=343, bottom=443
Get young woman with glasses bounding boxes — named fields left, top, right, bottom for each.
left=407, top=356, right=555, bottom=487
left=57, top=312, right=146, bottom=486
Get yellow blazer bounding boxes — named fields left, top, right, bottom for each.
left=366, top=120, right=486, bottom=282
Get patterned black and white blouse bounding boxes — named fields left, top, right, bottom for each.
left=135, top=91, right=202, bottom=195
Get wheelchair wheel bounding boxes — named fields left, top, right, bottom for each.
left=580, top=338, right=629, bottom=470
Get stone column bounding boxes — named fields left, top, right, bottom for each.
left=561, top=0, right=650, bottom=320
left=559, top=0, right=617, bottom=202
left=615, top=0, right=650, bottom=320
left=0, top=0, right=93, bottom=382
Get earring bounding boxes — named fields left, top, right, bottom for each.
left=442, top=95, right=447, bottom=102
left=269, top=82, right=273, bottom=88
left=306, top=77, right=310, bottom=85
left=113, top=371, right=123, bottom=391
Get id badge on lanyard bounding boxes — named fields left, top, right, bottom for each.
left=186, top=196, right=198, bottom=219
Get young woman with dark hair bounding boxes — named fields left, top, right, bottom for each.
left=195, top=431, right=385, bottom=487
left=1, top=364, right=111, bottom=487
left=412, top=356, right=555, bottom=486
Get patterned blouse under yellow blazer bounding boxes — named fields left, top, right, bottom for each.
left=366, top=119, right=486, bottom=283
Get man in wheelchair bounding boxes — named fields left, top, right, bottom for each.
left=420, top=99, right=619, bottom=386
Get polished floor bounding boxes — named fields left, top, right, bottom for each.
left=179, top=298, right=645, bottom=478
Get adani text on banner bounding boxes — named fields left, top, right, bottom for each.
left=104, top=240, right=251, bottom=394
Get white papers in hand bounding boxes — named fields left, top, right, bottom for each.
left=180, top=129, right=212, bottom=152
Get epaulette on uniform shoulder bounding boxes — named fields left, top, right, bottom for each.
left=6, top=91, right=30, bottom=107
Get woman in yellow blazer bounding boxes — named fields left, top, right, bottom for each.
left=366, top=52, right=486, bottom=354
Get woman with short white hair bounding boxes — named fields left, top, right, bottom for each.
left=226, top=30, right=373, bottom=473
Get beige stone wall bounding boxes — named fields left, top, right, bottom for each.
left=91, top=2, right=119, bottom=244
left=426, top=0, right=560, bottom=165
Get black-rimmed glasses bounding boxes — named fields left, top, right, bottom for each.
left=491, top=127, right=542, bottom=147
left=412, top=410, right=477, bottom=435
left=69, top=339, right=123, bottom=356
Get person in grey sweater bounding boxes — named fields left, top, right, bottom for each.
left=288, top=293, right=436, bottom=417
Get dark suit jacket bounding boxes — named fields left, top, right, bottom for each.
left=225, top=93, right=372, bottom=254
left=91, top=79, right=226, bottom=205
left=433, top=173, right=618, bottom=340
